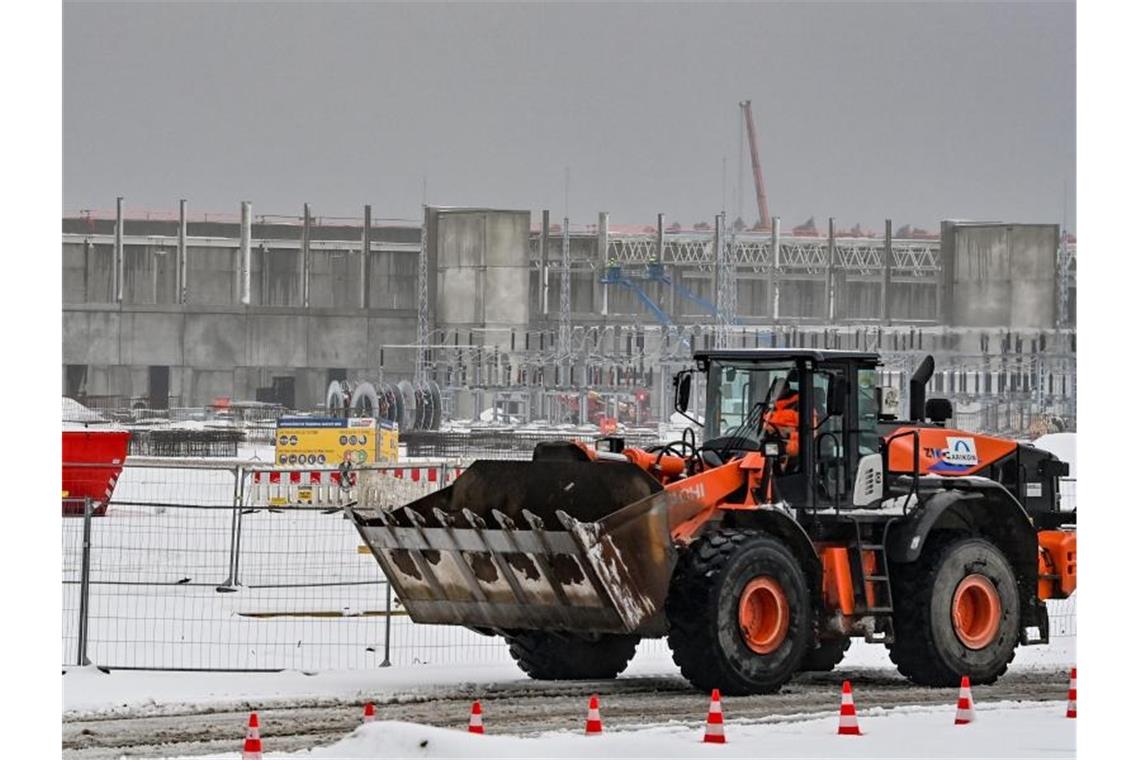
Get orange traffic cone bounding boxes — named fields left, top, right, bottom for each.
left=242, top=712, right=263, bottom=760
left=585, top=694, right=603, bottom=735
left=955, top=676, right=976, bottom=725
left=703, top=688, right=726, bottom=743
left=1066, top=668, right=1077, bottom=719
left=469, top=700, right=485, bottom=734
left=837, top=681, right=861, bottom=736
left=362, top=702, right=376, bottom=724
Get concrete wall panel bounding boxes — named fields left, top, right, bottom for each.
left=483, top=267, right=530, bottom=326
left=183, top=312, right=245, bottom=367
left=120, top=312, right=184, bottom=366
left=247, top=314, right=309, bottom=368
left=437, top=268, right=482, bottom=325
left=63, top=310, right=120, bottom=364
left=307, top=315, right=368, bottom=366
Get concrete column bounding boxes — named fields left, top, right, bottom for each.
left=82, top=237, right=91, bottom=301
left=301, top=203, right=311, bottom=307
left=655, top=213, right=665, bottom=264
left=713, top=215, right=722, bottom=317
left=177, top=199, right=188, bottom=304
left=598, top=211, right=609, bottom=316
left=881, top=218, right=892, bottom=324
left=114, top=196, right=124, bottom=302
left=770, top=217, right=781, bottom=321
left=540, top=210, right=550, bottom=315
left=360, top=204, right=371, bottom=309
left=826, top=217, right=836, bottom=322
left=239, top=201, right=252, bottom=305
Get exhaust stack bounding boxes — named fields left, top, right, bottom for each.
left=909, top=354, right=935, bottom=421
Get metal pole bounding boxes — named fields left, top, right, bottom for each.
left=76, top=497, right=93, bottom=666
left=827, top=217, right=836, bottom=322
left=151, top=245, right=159, bottom=304
left=882, top=218, right=892, bottom=325
left=230, top=467, right=246, bottom=587
left=380, top=581, right=393, bottom=667
left=114, top=196, right=124, bottom=302
left=301, top=203, right=311, bottom=307
left=540, top=210, right=550, bottom=315
left=240, top=201, right=252, bottom=305
left=770, top=217, right=781, bottom=321
left=713, top=214, right=723, bottom=348
left=360, top=204, right=371, bottom=309
left=558, top=216, right=571, bottom=363
left=598, top=211, right=609, bottom=316
left=177, top=199, right=188, bottom=304
left=217, top=465, right=244, bottom=591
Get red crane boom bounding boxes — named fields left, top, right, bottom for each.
left=740, top=100, right=771, bottom=231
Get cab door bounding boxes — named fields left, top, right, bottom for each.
left=812, top=363, right=851, bottom=508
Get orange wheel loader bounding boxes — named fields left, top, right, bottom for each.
left=351, top=350, right=1076, bottom=694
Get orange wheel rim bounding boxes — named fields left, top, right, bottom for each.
left=952, top=574, right=1001, bottom=649
left=737, top=576, right=789, bottom=654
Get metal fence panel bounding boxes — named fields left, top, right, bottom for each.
left=62, top=459, right=1078, bottom=671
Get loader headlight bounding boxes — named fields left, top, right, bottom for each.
left=764, top=442, right=781, bottom=458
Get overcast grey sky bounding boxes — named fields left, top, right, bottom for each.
left=63, top=1, right=1075, bottom=231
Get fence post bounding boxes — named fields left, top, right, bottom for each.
left=76, top=497, right=93, bottom=666
left=381, top=581, right=393, bottom=668
left=217, top=465, right=245, bottom=592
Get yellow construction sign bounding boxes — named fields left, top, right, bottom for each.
left=274, top=416, right=398, bottom=466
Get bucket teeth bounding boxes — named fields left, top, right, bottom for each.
left=490, top=509, right=516, bottom=530
left=520, top=509, right=545, bottom=530
left=401, top=506, right=425, bottom=527
left=431, top=507, right=453, bottom=528
left=461, top=508, right=486, bottom=529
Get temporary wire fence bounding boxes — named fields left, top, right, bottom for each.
left=61, top=459, right=515, bottom=671
left=61, top=459, right=1078, bottom=672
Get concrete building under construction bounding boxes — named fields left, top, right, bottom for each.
left=61, top=201, right=1077, bottom=435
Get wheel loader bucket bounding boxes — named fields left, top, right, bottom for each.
left=350, top=459, right=698, bottom=635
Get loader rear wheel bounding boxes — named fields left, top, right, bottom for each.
left=888, top=536, right=1020, bottom=686
left=504, top=631, right=640, bottom=680
left=800, top=638, right=851, bottom=672
left=666, top=528, right=812, bottom=695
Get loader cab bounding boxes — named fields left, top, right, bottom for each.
left=692, top=349, right=881, bottom=510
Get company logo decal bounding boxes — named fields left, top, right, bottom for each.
left=929, top=436, right=979, bottom=472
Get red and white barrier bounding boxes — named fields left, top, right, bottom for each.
left=1066, top=668, right=1077, bottom=718
left=248, top=465, right=466, bottom=508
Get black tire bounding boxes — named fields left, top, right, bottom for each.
left=504, top=631, right=640, bottom=680
left=801, top=638, right=851, bottom=672
left=666, top=528, right=812, bottom=695
left=888, top=536, right=1020, bottom=686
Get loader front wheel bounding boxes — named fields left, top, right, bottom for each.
left=666, top=528, right=812, bottom=695
left=504, top=631, right=640, bottom=680
left=888, top=536, right=1020, bottom=686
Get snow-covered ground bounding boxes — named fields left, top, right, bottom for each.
left=157, top=701, right=1074, bottom=759
left=63, top=634, right=1075, bottom=718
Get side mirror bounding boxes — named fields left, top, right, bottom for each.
left=673, top=371, right=692, bottom=413
left=925, top=397, right=953, bottom=424
left=826, top=375, right=847, bottom=417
